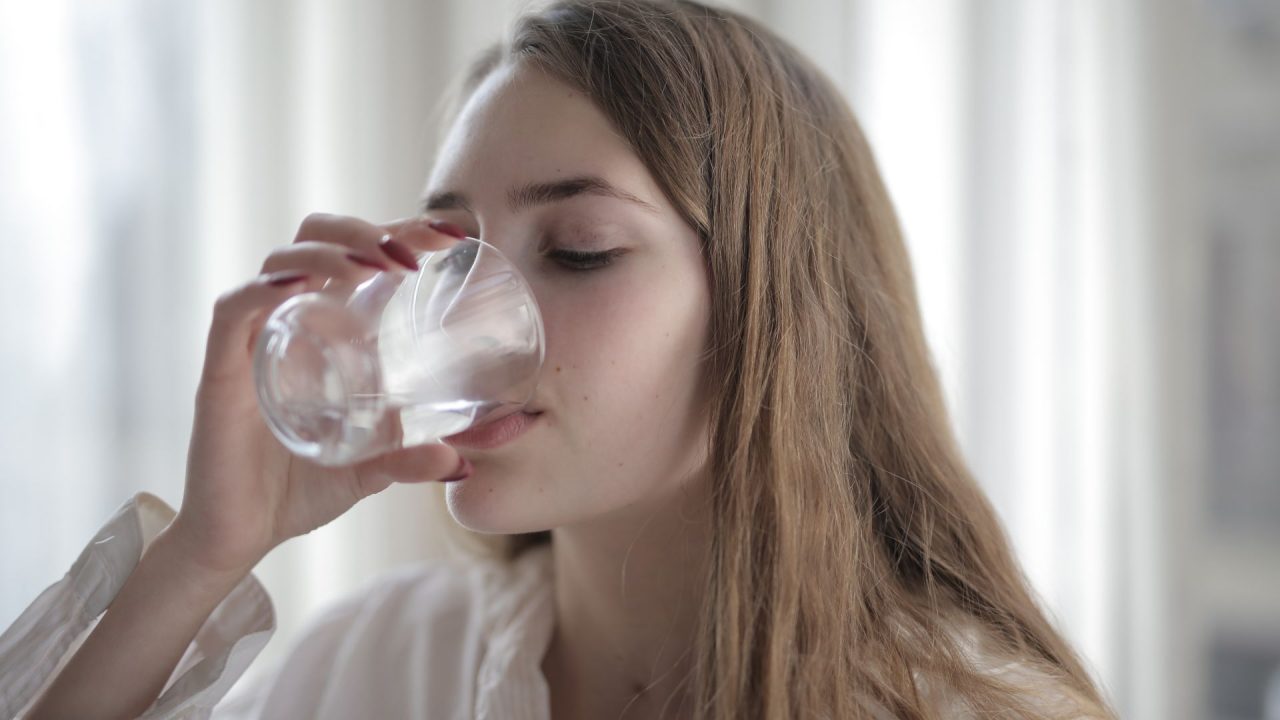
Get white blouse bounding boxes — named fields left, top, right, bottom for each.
left=0, top=491, right=555, bottom=719
left=0, top=493, right=1095, bottom=719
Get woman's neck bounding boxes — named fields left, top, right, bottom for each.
left=541, top=468, right=712, bottom=720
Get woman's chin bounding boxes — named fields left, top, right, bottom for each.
left=443, top=475, right=550, bottom=535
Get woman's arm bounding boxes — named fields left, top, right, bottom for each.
left=23, top=523, right=257, bottom=720
left=21, top=214, right=465, bottom=719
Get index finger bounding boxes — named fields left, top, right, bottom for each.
left=381, top=216, right=469, bottom=254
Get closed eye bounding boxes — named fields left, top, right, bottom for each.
left=545, top=247, right=625, bottom=271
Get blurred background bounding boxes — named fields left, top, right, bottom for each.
left=0, top=0, right=1276, bottom=717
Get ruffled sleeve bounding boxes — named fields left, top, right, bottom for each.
left=0, top=492, right=275, bottom=719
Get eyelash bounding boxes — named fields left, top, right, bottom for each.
left=545, top=247, right=622, bottom=272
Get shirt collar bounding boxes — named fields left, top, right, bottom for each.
left=475, top=544, right=555, bottom=720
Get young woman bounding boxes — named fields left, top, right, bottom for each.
left=5, top=0, right=1117, bottom=718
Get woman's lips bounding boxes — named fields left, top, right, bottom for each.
left=442, top=411, right=542, bottom=451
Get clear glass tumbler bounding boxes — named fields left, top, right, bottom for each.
left=253, top=235, right=544, bottom=466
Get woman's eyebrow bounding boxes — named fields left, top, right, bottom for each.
left=420, top=175, right=658, bottom=215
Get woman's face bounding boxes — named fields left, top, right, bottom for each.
left=425, top=62, right=711, bottom=534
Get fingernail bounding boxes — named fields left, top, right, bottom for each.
left=378, top=236, right=420, bottom=271
left=439, top=456, right=473, bottom=482
left=427, top=220, right=468, bottom=239
left=345, top=253, right=390, bottom=271
left=267, top=271, right=309, bottom=286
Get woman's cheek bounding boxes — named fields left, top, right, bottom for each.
left=540, top=267, right=650, bottom=358
left=546, top=285, right=670, bottom=419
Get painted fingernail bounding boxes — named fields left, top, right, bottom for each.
left=378, top=236, right=420, bottom=271
left=427, top=220, right=467, bottom=239
left=267, top=271, right=309, bottom=286
left=439, top=456, right=473, bottom=482
left=345, top=253, right=390, bottom=271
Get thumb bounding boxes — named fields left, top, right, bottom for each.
left=355, top=442, right=468, bottom=485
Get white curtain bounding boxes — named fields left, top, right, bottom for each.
left=0, top=1, right=1227, bottom=717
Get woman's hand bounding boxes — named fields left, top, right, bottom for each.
left=169, top=214, right=469, bottom=576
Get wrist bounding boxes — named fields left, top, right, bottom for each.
left=146, top=523, right=260, bottom=596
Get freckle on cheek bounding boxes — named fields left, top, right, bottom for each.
left=555, top=366, right=561, bottom=373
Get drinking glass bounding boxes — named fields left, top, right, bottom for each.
left=253, top=235, right=544, bottom=466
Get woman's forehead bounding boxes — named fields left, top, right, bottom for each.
left=426, top=63, right=665, bottom=218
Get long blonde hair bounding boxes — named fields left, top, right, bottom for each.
left=427, top=1, right=1118, bottom=717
